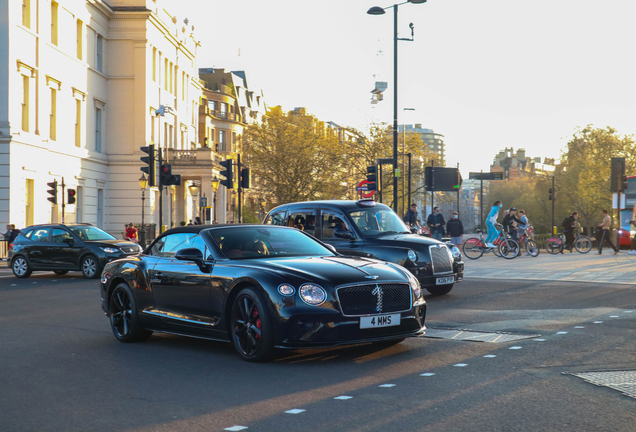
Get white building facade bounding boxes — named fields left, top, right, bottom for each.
left=0, top=0, right=201, bottom=238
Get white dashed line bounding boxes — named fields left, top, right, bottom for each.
left=334, top=396, right=353, bottom=400
left=454, top=363, right=468, bottom=367
left=10, top=284, right=16, bottom=286
left=557, top=332, right=568, bottom=335
left=484, top=355, right=497, bottom=358
left=574, top=326, right=585, bottom=329
left=420, top=373, right=436, bottom=376
left=378, top=384, right=396, bottom=388
left=625, top=311, right=633, bottom=313
left=224, top=427, right=248, bottom=431
left=534, top=339, right=546, bottom=341
left=285, top=409, right=306, bottom=414
left=509, top=346, right=523, bottom=350
left=610, top=316, right=619, bottom=318
left=593, top=321, right=603, bottom=324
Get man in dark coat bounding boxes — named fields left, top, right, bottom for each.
left=403, top=203, right=421, bottom=230
left=427, top=206, right=446, bottom=241
left=562, top=212, right=578, bottom=252
left=502, top=207, right=523, bottom=240
left=446, top=211, right=464, bottom=246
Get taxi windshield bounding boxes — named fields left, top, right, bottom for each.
left=348, top=208, right=411, bottom=238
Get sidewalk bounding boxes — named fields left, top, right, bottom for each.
left=464, top=248, right=636, bottom=285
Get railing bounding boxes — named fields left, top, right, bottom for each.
left=0, top=241, right=7, bottom=260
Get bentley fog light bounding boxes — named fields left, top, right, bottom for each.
left=299, top=284, right=327, bottom=306
left=278, top=284, right=295, bottom=296
left=407, top=249, right=417, bottom=262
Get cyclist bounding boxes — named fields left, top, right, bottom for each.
left=485, top=200, right=503, bottom=248
left=562, top=212, right=578, bottom=253
left=502, top=207, right=523, bottom=240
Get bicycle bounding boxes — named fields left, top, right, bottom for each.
left=517, top=227, right=539, bottom=257
left=462, top=225, right=520, bottom=260
left=545, top=231, right=593, bottom=254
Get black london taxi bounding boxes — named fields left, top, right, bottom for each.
left=264, top=200, right=464, bottom=296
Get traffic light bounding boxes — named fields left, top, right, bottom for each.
left=611, top=157, right=626, bottom=192
left=47, top=181, right=58, bottom=204
left=67, top=189, right=76, bottom=205
left=548, top=188, right=556, bottom=201
left=366, top=165, right=377, bottom=191
left=159, top=164, right=181, bottom=186
left=240, top=167, right=250, bottom=189
left=140, top=144, right=156, bottom=187
left=220, top=159, right=234, bottom=189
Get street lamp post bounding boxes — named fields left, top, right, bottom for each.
left=211, top=176, right=220, bottom=223
left=188, top=181, right=200, bottom=223
left=138, top=173, right=148, bottom=247
left=368, top=0, right=426, bottom=214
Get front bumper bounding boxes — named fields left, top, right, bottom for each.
left=410, top=261, right=464, bottom=286
left=276, top=301, right=426, bottom=348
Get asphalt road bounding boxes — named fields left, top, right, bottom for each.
left=1, top=269, right=636, bottom=432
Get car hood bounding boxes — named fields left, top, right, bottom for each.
left=232, top=255, right=409, bottom=286
left=369, top=233, right=444, bottom=248
left=85, top=239, right=139, bottom=247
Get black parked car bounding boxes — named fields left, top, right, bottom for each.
left=99, top=224, right=426, bottom=362
left=264, top=200, right=464, bottom=296
left=8, top=223, right=142, bottom=279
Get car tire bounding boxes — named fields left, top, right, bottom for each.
left=425, top=284, right=453, bottom=296
left=11, top=256, right=32, bottom=278
left=230, top=287, right=275, bottom=362
left=81, top=255, right=101, bottom=279
left=109, top=282, right=152, bottom=343
left=53, top=270, right=69, bottom=275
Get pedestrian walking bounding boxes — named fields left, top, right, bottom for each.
left=485, top=200, right=503, bottom=248
left=194, top=216, right=202, bottom=225
left=7, top=224, right=20, bottom=244
left=426, top=206, right=446, bottom=241
left=597, top=209, right=619, bottom=255
left=187, top=220, right=193, bottom=226
left=561, top=212, right=578, bottom=253
left=403, top=203, right=421, bottom=231
left=446, top=211, right=464, bottom=246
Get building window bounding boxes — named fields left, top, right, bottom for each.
left=164, top=59, right=168, bottom=90
left=181, top=72, right=185, bottom=100
left=169, top=62, right=173, bottom=94
left=22, top=0, right=30, bottom=28
left=21, top=76, right=29, bottom=132
left=219, top=130, right=226, bottom=151
left=75, top=99, right=82, bottom=147
left=95, top=107, right=102, bottom=152
left=152, top=48, right=157, bottom=82
left=49, top=88, right=56, bottom=140
left=76, top=20, right=83, bottom=60
left=51, top=1, right=58, bottom=45
left=96, top=35, right=103, bottom=72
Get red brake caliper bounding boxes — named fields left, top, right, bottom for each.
left=254, top=309, right=261, bottom=340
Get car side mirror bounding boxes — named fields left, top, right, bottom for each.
left=175, top=247, right=210, bottom=273
left=334, top=228, right=355, bottom=240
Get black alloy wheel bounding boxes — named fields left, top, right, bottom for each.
left=12, top=256, right=32, bottom=278
left=109, top=283, right=152, bottom=343
left=426, top=284, right=454, bottom=296
left=81, top=255, right=101, bottom=279
left=230, top=287, right=275, bottom=362
left=53, top=270, right=69, bottom=275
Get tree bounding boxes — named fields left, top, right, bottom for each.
left=243, top=107, right=347, bottom=204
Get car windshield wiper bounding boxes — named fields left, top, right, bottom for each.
left=377, top=231, right=399, bottom=236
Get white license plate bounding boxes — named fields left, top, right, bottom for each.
left=436, top=276, right=454, bottom=285
left=360, top=314, right=401, bottom=329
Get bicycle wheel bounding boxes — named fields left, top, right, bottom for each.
left=499, top=238, right=520, bottom=259
left=575, top=236, right=592, bottom=254
left=525, top=239, right=540, bottom=257
left=545, top=237, right=563, bottom=254
left=492, top=239, right=502, bottom=257
left=462, top=238, right=485, bottom=260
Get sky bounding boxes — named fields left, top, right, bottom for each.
left=178, top=0, right=636, bottom=176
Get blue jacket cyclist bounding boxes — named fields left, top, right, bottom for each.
left=485, top=200, right=503, bottom=247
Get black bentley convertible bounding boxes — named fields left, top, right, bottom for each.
left=100, top=224, right=427, bottom=361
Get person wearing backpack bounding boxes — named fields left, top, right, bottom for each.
left=562, top=212, right=578, bottom=253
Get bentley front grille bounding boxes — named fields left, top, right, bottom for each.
left=336, top=283, right=411, bottom=316
left=430, top=245, right=453, bottom=274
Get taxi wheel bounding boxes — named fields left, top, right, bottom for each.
left=425, top=284, right=453, bottom=296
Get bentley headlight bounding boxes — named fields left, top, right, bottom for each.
left=450, top=246, right=462, bottom=260
left=407, top=249, right=418, bottom=262
left=299, top=284, right=327, bottom=306
left=100, top=247, right=119, bottom=254
left=278, top=284, right=295, bottom=296
left=407, top=272, right=422, bottom=299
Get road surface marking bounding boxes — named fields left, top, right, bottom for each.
left=379, top=384, right=396, bottom=387
left=334, top=396, right=353, bottom=400
left=484, top=355, right=497, bottom=358
left=420, top=373, right=436, bottom=376
left=454, top=364, right=468, bottom=367
left=285, top=409, right=306, bottom=414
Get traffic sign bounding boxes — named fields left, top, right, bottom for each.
left=469, top=172, right=504, bottom=181
left=357, top=180, right=376, bottom=198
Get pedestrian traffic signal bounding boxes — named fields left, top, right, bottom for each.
left=240, top=167, right=250, bottom=189
left=47, top=181, right=58, bottom=204
left=140, top=144, right=156, bottom=187
left=220, top=159, right=234, bottom=189
left=160, top=164, right=181, bottom=186
left=621, top=175, right=629, bottom=192
left=366, top=165, right=377, bottom=191
left=548, top=187, right=556, bottom=201
left=611, top=157, right=626, bottom=193
left=67, top=188, right=76, bottom=205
